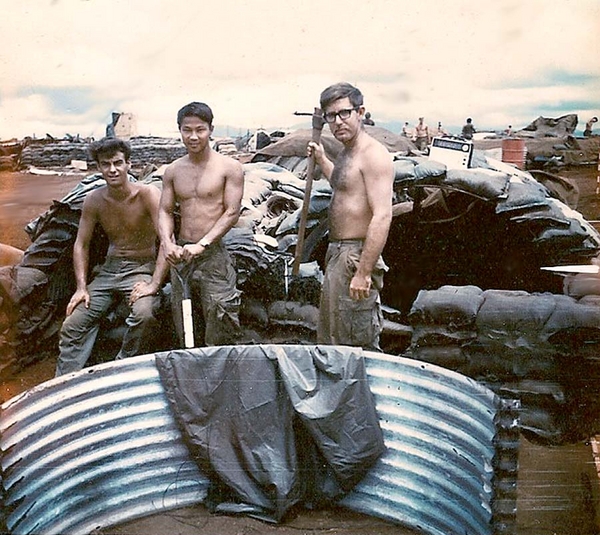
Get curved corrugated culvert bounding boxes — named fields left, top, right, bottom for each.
left=0, top=345, right=519, bottom=535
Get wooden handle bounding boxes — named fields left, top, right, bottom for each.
left=292, top=108, right=324, bottom=276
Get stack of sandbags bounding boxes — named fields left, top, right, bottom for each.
left=19, top=136, right=187, bottom=170
left=407, top=285, right=600, bottom=444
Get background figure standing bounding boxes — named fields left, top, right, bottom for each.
left=584, top=116, right=598, bottom=137
left=158, top=102, right=244, bottom=347
left=461, top=117, right=476, bottom=140
left=307, top=82, right=394, bottom=351
left=363, top=111, right=375, bottom=126
left=56, top=138, right=167, bottom=376
left=401, top=121, right=410, bottom=137
left=504, top=125, right=513, bottom=136
left=412, top=117, right=429, bottom=151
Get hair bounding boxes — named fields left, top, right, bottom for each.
left=177, top=102, right=214, bottom=129
left=320, top=82, right=364, bottom=110
left=88, top=137, right=131, bottom=163
left=466, top=117, right=472, bottom=123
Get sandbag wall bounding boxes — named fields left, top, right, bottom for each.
left=406, top=285, right=600, bottom=444
left=19, top=136, right=187, bottom=170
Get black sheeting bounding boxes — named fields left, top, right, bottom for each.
left=155, top=345, right=384, bottom=522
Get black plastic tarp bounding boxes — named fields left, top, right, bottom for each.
left=155, top=345, right=385, bottom=522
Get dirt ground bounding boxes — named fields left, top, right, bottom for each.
left=1, top=167, right=600, bottom=534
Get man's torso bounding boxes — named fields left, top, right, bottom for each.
left=169, top=153, right=230, bottom=242
left=94, top=184, right=158, bottom=258
left=329, top=135, right=378, bottom=241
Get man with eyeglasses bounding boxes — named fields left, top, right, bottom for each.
left=307, top=82, right=394, bottom=351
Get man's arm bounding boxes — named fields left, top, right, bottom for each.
left=130, top=186, right=170, bottom=304
left=350, top=146, right=394, bottom=300
left=66, top=195, right=97, bottom=315
left=307, top=142, right=334, bottom=180
left=180, top=159, right=244, bottom=261
left=157, top=167, right=182, bottom=266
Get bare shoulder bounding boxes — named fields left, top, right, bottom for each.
left=83, top=186, right=105, bottom=208
left=362, top=134, right=393, bottom=167
left=163, top=155, right=188, bottom=180
left=215, top=151, right=243, bottom=179
left=136, top=182, right=161, bottom=203
left=216, top=151, right=242, bottom=170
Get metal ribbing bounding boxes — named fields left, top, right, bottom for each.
left=1, top=346, right=517, bottom=535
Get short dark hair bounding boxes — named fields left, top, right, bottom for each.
left=88, top=137, right=131, bottom=163
left=320, top=82, right=364, bottom=111
left=177, top=102, right=214, bottom=129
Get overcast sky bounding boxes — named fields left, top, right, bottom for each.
left=1, top=0, right=599, bottom=140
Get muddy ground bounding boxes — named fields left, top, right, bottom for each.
left=1, top=166, right=600, bottom=534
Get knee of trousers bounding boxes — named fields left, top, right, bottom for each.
left=130, top=296, right=159, bottom=323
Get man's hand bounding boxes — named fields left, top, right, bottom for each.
left=163, top=241, right=184, bottom=266
left=129, top=280, right=159, bottom=305
left=307, top=141, right=325, bottom=164
left=349, top=272, right=372, bottom=300
left=66, top=289, right=90, bottom=316
left=181, top=242, right=206, bottom=262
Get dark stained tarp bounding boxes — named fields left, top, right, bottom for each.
left=517, top=114, right=578, bottom=138
left=155, top=345, right=385, bottom=522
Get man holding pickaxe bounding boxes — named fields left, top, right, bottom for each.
left=306, top=82, right=394, bottom=351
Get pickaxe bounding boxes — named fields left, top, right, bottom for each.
left=292, top=108, right=324, bottom=276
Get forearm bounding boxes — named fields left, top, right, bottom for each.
left=72, top=246, right=89, bottom=290
left=317, top=155, right=334, bottom=180
left=157, top=209, right=176, bottom=245
left=150, top=244, right=169, bottom=288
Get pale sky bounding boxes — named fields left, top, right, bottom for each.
left=1, top=0, right=599, bottom=140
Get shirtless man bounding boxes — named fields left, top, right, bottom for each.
left=56, top=137, right=167, bottom=376
left=413, top=117, right=430, bottom=151
left=158, top=102, right=244, bottom=347
left=307, top=82, right=394, bottom=350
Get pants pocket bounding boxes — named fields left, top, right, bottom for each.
left=338, top=292, right=381, bottom=350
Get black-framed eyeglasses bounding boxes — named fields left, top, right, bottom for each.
left=323, top=107, right=358, bottom=124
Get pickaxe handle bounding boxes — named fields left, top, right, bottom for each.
left=293, top=107, right=324, bottom=275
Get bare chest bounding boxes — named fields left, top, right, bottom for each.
left=331, top=153, right=362, bottom=192
left=98, top=198, right=150, bottom=236
left=174, top=170, right=225, bottom=202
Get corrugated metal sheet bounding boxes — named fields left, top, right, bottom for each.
left=0, top=346, right=518, bottom=535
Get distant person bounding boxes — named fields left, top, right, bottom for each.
left=56, top=137, right=168, bottom=376
left=363, top=111, right=375, bottom=126
left=412, top=117, right=430, bottom=151
left=461, top=117, right=476, bottom=140
left=436, top=121, right=447, bottom=136
left=306, top=82, right=394, bottom=351
left=158, top=102, right=244, bottom=347
left=401, top=121, right=410, bottom=137
left=504, top=125, right=513, bottom=137
left=584, top=116, right=598, bottom=137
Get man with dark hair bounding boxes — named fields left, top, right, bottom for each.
left=461, top=117, right=476, bottom=140
left=158, top=102, right=244, bottom=347
left=307, top=82, right=394, bottom=351
left=56, top=137, right=167, bottom=376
